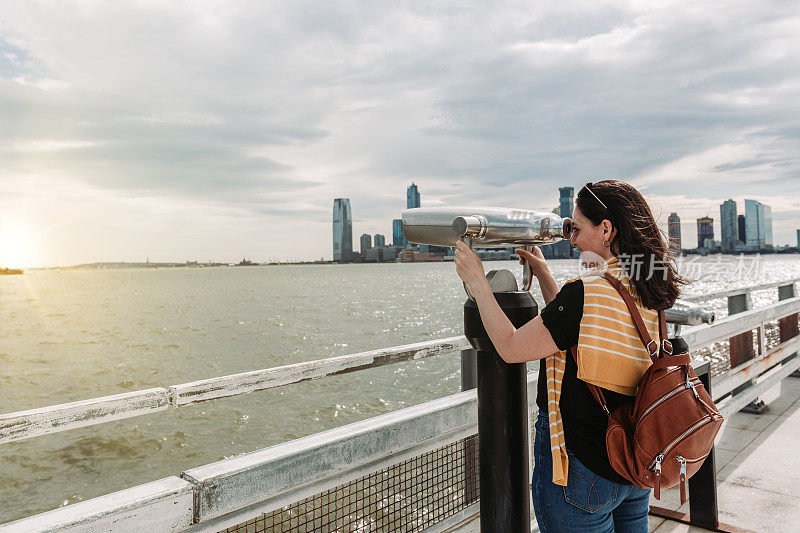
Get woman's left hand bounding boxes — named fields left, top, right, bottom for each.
left=454, top=240, right=487, bottom=290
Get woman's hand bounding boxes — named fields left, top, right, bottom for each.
left=454, top=240, right=488, bottom=290
left=515, top=246, right=550, bottom=279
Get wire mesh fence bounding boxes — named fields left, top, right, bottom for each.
left=220, top=435, right=479, bottom=533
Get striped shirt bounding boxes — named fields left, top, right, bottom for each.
left=538, top=256, right=659, bottom=486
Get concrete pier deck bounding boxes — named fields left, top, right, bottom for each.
left=448, top=373, right=800, bottom=533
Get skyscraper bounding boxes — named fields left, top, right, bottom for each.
left=738, top=215, right=746, bottom=244
left=763, top=205, right=773, bottom=248
left=332, top=198, right=353, bottom=262
left=551, top=187, right=575, bottom=259
left=697, top=217, right=714, bottom=250
left=559, top=187, right=574, bottom=219
left=393, top=219, right=407, bottom=248
left=720, top=200, right=737, bottom=253
left=668, top=213, right=681, bottom=253
left=374, top=234, right=386, bottom=248
left=796, top=229, right=800, bottom=249
left=407, top=183, right=421, bottom=209
left=360, top=234, right=372, bottom=254
left=745, top=199, right=773, bottom=250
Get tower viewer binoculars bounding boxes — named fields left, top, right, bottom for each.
left=402, top=206, right=573, bottom=249
left=402, top=206, right=573, bottom=293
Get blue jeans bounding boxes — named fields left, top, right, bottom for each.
left=532, top=411, right=651, bottom=533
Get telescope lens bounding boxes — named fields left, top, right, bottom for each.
left=452, top=217, right=468, bottom=237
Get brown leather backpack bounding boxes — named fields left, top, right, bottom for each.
left=572, top=273, right=724, bottom=503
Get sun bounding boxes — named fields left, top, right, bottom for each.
left=0, top=221, right=37, bottom=268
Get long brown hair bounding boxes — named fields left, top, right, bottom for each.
left=576, top=179, right=688, bottom=310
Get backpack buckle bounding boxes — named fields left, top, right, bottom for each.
left=646, top=340, right=659, bottom=357
left=662, top=339, right=673, bottom=356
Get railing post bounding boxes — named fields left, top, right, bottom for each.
left=461, top=349, right=479, bottom=505
left=688, top=360, right=719, bottom=530
left=728, top=291, right=766, bottom=413
left=777, top=284, right=800, bottom=378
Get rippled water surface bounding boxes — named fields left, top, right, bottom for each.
left=2, top=255, right=800, bottom=523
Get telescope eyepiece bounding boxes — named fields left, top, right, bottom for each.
left=563, top=218, right=573, bottom=239
left=452, top=215, right=487, bottom=239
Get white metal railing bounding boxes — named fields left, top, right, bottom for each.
left=682, top=276, right=800, bottom=303
left=0, top=337, right=471, bottom=444
left=2, top=280, right=799, bottom=531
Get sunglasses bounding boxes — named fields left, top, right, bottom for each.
left=583, top=182, right=609, bottom=210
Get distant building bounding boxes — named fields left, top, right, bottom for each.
left=333, top=198, right=353, bottom=262
left=542, top=187, right=576, bottom=260
left=720, top=200, right=738, bottom=253
left=668, top=213, right=681, bottom=253
left=738, top=215, right=746, bottom=244
left=697, top=217, right=714, bottom=250
left=407, top=183, right=421, bottom=209
left=552, top=187, right=576, bottom=259
left=397, top=248, right=444, bottom=262
left=745, top=199, right=773, bottom=251
left=393, top=219, right=407, bottom=248
left=374, top=234, right=386, bottom=248
left=797, top=229, right=800, bottom=249
left=360, top=234, right=372, bottom=254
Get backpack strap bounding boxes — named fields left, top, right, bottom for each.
left=569, top=345, right=611, bottom=417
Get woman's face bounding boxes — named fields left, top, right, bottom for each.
left=569, top=206, right=615, bottom=262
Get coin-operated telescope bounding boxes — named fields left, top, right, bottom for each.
left=402, top=206, right=573, bottom=295
left=402, top=206, right=572, bottom=533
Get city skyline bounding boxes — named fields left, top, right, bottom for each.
left=339, top=183, right=793, bottom=263
left=2, top=2, right=800, bottom=267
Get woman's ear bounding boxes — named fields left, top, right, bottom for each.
left=602, top=219, right=615, bottom=240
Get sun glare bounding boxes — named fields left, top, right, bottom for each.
left=0, top=221, right=37, bottom=268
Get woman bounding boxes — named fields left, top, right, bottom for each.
left=454, top=180, right=686, bottom=532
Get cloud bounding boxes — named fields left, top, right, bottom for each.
left=1, top=0, right=799, bottom=265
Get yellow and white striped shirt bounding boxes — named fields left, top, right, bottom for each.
left=545, top=256, right=659, bottom=486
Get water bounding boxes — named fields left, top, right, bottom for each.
left=2, top=255, right=800, bottom=523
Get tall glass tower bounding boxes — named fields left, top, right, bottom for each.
left=720, top=200, right=737, bottom=252
left=333, top=198, right=353, bottom=262
left=407, top=183, right=421, bottom=209
left=552, top=187, right=575, bottom=258
left=668, top=213, right=681, bottom=253
left=745, top=199, right=773, bottom=250
left=738, top=215, right=746, bottom=244
left=392, top=219, right=407, bottom=247
left=696, top=217, right=714, bottom=249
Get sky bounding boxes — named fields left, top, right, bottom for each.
left=1, top=0, right=799, bottom=268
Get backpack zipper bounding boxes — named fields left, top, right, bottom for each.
left=676, top=455, right=688, bottom=503
left=685, top=371, right=700, bottom=400
left=648, top=416, right=713, bottom=471
left=653, top=453, right=663, bottom=499
left=648, top=416, right=713, bottom=500
left=635, top=377, right=701, bottom=432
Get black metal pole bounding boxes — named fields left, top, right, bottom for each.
left=465, top=291, right=537, bottom=533
left=688, top=360, right=719, bottom=530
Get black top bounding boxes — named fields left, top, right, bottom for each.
left=537, top=279, right=636, bottom=485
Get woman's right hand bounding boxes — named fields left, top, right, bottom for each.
left=515, top=246, right=550, bottom=279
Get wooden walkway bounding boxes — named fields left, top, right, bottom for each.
left=448, top=373, right=800, bottom=532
